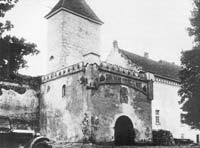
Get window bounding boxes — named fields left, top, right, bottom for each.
left=47, top=86, right=50, bottom=93
left=120, top=86, right=128, bottom=104
left=196, top=134, right=199, bottom=144
left=155, top=110, right=160, bottom=125
left=181, top=133, right=184, bottom=139
left=49, top=56, right=54, bottom=61
left=62, top=85, right=66, bottom=97
left=180, top=114, right=185, bottom=123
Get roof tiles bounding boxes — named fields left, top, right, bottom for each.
left=119, top=49, right=181, bottom=82
left=45, top=0, right=103, bottom=24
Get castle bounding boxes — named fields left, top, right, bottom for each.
left=0, top=0, right=199, bottom=146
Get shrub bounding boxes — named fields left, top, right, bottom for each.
left=174, top=138, right=194, bottom=146
left=153, top=130, right=175, bottom=146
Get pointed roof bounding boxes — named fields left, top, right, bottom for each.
left=45, top=0, right=103, bottom=25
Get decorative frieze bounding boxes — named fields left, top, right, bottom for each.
left=42, top=61, right=149, bottom=84
left=42, top=62, right=85, bottom=83
left=99, top=62, right=146, bottom=80
left=155, top=77, right=180, bottom=86
left=99, top=73, right=148, bottom=95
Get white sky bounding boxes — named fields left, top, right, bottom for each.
left=4, top=0, right=193, bottom=76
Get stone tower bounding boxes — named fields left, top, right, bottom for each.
left=45, top=0, right=103, bottom=72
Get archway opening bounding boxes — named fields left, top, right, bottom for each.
left=114, top=116, right=135, bottom=146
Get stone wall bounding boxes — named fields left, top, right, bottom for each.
left=40, top=63, right=87, bottom=142
left=41, top=62, right=152, bottom=144
left=88, top=64, right=152, bottom=143
left=0, top=81, right=39, bottom=131
left=47, top=10, right=101, bottom=73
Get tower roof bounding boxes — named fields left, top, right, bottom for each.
left=45, top=0, right=103, bottom=25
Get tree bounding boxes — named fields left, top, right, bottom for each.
left=0, top=0, right=39, bottom=79
left=179, top=0, right=200, bottom=129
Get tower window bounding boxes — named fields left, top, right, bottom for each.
left=155, top=110, right=160, bottom=125
left=49, top=56, right=54, bottom=61
left=62, top=85, right=66, bottom=97
left=47, top=86, right=50, bottom=93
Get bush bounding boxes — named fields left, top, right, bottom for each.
left=174, top=138, right=195, bottom=146
left=153, top=130, right=175, bottom=146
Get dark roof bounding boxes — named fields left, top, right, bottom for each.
left=45, top=0, right=103, bottom=24
left=119, top=49, right=181, bottom=82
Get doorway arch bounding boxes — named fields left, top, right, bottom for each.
left=114, top=116, right=135, bottom=145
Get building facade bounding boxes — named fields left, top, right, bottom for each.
left=106, top=41, right=200, bottom=142
left=39, top=0, right=153, bottom=145
left=0, top=76, right=40, bottom=132
left=0, top=0, right=198, bottom=146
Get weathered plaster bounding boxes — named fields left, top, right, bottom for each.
left=0, top=82, right=39, bottom=131
left=47, top=10, right=101, bottom=73
left=107, top=46, right=200, bottom=142
left=40, top=71, right=87, bottom=142
left=90, top=83, right=152, bottom=143
left=41, top=62, right=152, bottom=144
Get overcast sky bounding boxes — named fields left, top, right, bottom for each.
left=5, top=0, right=193, bottom=76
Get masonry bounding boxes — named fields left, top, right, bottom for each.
left=0, top=75, right=41, bottom=132
left=37, top=0, right=154, bottom=145
left=40, top=60, right=153, bottom=144
left=0, top=0, right=155, bottom=146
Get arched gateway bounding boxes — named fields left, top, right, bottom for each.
left=114, top=116, right=135, bottom=145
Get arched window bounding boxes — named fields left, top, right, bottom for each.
left=62, top=85, right=66, bottom=97
left=120, top=86, right=128, bottom=104
left=49, top=55, right=54, bottom=61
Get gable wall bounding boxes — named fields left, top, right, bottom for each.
left=106, top=48, right=200, bottom=142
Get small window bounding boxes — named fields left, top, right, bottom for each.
left=155, top=110, right=159, bottom=115
left=49, top=56, right=54, bottom=61
left=196, top=134, right=199, bottom=144
left=62, top=85, right=66, bottom=97
left=181, top=133, right=184, bottom=139
left=180, top=114, right=185, bottom=123
left=120, top=86, right=128, bottom=104
left=155, top=110, right=160, bottom=125
left=47, top=86, right=50, bottom=93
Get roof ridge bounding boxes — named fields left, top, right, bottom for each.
left=119, top=49, right=181, bottom=82
left=119, top=49, right=180, bottom=68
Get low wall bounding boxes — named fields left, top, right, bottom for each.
left=0, top=80, right=40, bottom=131
left=52, top=143, right=200, bottom=148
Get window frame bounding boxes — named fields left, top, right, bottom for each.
left=155, top=109, right=160, bottom=125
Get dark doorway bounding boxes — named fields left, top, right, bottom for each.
left=196, top=134, right=199, bottom=144
left=114, top=116, right=135, bottom=145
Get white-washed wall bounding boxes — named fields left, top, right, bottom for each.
left=47, top=11, right=101, bottom=73
left=106, top=48, right=200, bottom=142
left=152, top=80, right=199, bottom=142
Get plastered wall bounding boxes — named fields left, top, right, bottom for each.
left=47, top=11, right=101, bottom=72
